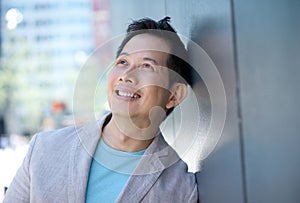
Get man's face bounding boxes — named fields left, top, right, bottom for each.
left=107, top=33, right=172, bottom=128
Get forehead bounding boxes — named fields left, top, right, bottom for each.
left=121, top=34, right=170, bottom=63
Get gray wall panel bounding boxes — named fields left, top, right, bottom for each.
left=110, top=0, right=165, bottom=35
left=234, top=0, right=300, bottom=202
left=166, top=0, right=244, bottom=202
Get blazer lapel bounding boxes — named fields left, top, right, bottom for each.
left=67, top=118, right=106, bottom=203
left=116, top=135, right=180, bottom=202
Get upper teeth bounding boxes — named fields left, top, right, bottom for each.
left=118, top=91, right=139, bottom=98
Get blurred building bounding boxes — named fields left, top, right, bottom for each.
left=0, top=0, right=111, bottom=134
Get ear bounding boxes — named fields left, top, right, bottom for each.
left=166, top=83, right=188, bottom=109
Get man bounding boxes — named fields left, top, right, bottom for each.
left=4, top=17, right=198, bottom=203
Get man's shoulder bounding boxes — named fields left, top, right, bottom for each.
left=169, top=158, right=196, bottom=181
left=30, top=125, right=81, bottom=154
left=35, top=113, right=109, bottom=142
left=31, top=119, right=102, bottom=155
left=154, top=139, right=197, bottom=186
left=146, top=157, right=197, bottom=202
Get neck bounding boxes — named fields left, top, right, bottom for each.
left=101, top=115, right=160, bottom=152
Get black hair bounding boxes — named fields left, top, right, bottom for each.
left=116, top=17, right=192, bottom=86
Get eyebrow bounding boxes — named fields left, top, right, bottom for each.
left=119, top=52, right=159, bottom=65
left=142, top=57, right=159, bottom=65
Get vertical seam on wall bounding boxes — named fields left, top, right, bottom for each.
left=230, top=0, right=248, bottom=203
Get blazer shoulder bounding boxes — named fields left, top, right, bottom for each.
left=140, top=159, right=198, bottom=202
left=31, top=125, right=80, bottom=156
left=165, top=159, right=198, bottom=201
left=171, top=159, right=197, bottom=183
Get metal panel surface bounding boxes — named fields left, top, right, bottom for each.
left=166, top=0, right=244, bottom=202
left=234, top=0, right=300, bottom=202
left=110, top=0, right=165, bottom=35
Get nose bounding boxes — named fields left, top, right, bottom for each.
left=118, top=64, right=137, bottom=83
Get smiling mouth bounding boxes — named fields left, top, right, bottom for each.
left=116, top=90, right=141, bottom=99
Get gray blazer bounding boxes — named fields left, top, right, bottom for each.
left=4, top=114, right=198, bottom=203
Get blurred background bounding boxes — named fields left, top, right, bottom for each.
left=0, top=0, right=300, bottom=203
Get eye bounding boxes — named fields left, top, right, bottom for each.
left=141, top=63, right=154, bottom=70
left=116, top=59, right=128, bottom=67
left=119, top=60, right=127, bottom=65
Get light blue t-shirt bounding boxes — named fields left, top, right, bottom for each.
left=85, top=139, right=145, bottom=203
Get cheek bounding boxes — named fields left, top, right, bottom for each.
left=139, top=75, right=169, bottom=90
left=107, top=71, right=117, bottom=99
left=159, top=90, right=171, bottom=105
left=145, top=87, right=170, bottom=105
left=107, top=69, right=120, bottom=87
left=107, top=68, right=118, bottom=81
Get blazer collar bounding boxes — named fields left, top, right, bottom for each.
left=116, top=131, right=180, bottom=202
left=68, top=115, right=106, bottom=203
